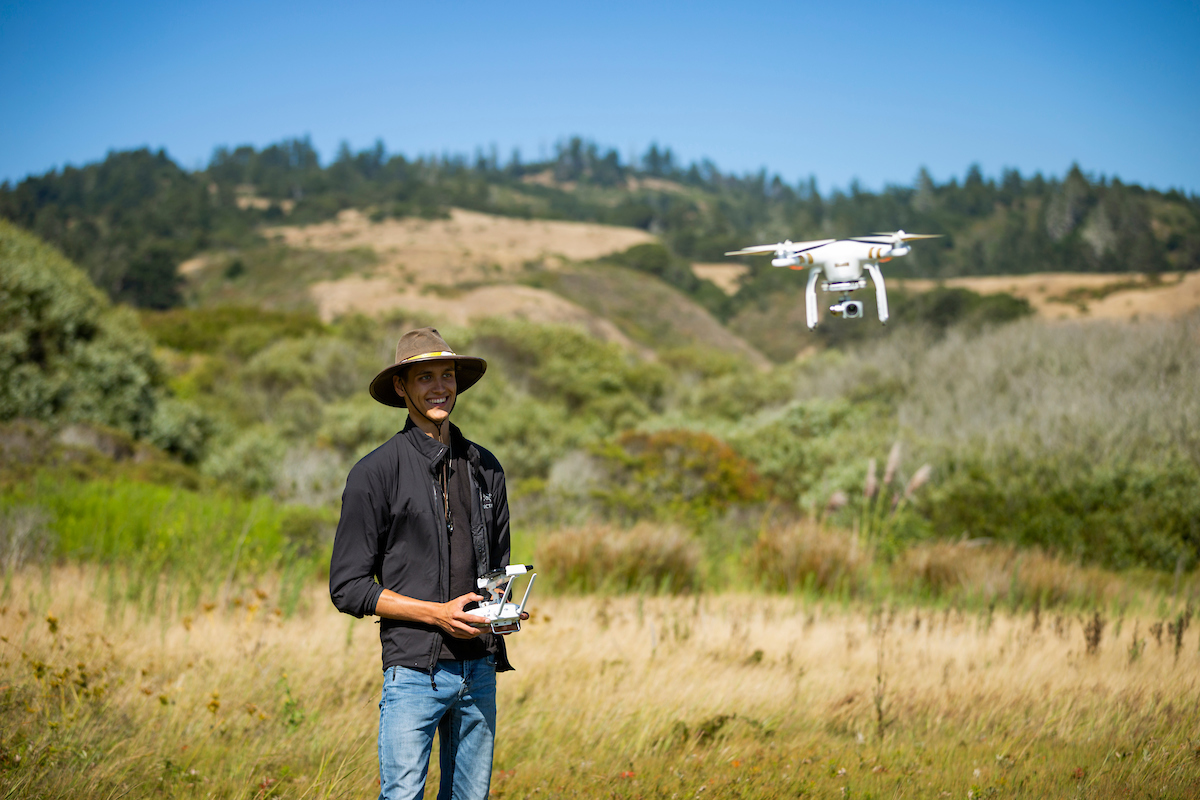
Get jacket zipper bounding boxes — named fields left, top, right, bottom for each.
left=426, top=457, right=449, bottom=690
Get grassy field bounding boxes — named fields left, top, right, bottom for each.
left=2, top=568, right=1198, bottom=799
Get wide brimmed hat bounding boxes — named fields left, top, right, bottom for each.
left=369, top=327, right=487, bottom=408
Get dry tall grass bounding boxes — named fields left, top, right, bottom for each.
left=795, top=312, right=1200, bottom=463
left=3, top=568, right=1198, bottom=798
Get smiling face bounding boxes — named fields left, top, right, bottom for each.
left=394, top=359, right=457, bottom=430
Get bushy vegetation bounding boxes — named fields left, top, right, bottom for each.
left=0, top=149, right=256, bottom=307
left=0, top=221, right=162, bottom=436
left=3, top=221, right=1197, bottom=589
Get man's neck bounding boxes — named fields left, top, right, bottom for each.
left=407, top=412, right=450, bottom=443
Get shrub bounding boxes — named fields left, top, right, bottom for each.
left=892, top=541, right=1127, bottom=608
left=536, top=522, right=700, bottom=594
left=139, top=306, right=326, bottom=355
left=466, top=317, right=668, bottom=431
left=240, top=335, right=371, bottom=402
left=318, top=395, right=403, bottom=459
left=148, top=397, right=220, bottom=464
left=0, top=220, right=162, bottom=436
left=201, top=427, right=286, bottom=495
left=921, top=452, right=1200, bottom=571
left=592, top=429, right=764, bottom=527
left=745, top=521, right=867, bottom=594
left=0, top=504, right=55, bottom=572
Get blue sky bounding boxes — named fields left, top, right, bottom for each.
left=2, top=0, right=1198, bottom=194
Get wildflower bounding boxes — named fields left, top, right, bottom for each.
left=883, top=443, right=901, bottom=485
left=864, top=459, right=877, bottom=499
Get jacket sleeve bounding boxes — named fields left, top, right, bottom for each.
left=329, top=462, right=387, bottom=618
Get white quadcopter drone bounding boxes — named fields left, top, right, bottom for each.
left=726, top=230, right=942, bottom=329
left=470, top=564, right=537, bottom=634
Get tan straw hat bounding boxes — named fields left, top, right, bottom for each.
left=368, top=327, right=487, bottom=408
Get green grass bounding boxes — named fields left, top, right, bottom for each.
left=184, top=244, right=379, bottom=311
left=2, top=477, right=331, bottom=615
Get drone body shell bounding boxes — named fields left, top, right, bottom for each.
left=727, top=232, right=939, bottom=329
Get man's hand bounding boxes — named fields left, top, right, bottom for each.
left=373, top=589, right=487, bottom=636
left=435, top=593, right=488, bottom=639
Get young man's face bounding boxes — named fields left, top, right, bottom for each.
left=394, top=359, right=457, bottom=424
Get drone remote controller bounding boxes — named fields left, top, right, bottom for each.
left=471, top=564, right=536, bottom=633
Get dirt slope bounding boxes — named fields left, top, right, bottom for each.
left=309, top=276, right=643, bottom=351
left=257, top=207, right=659, bottom=343
left=894, top=272, right=1200, bottom=321
left=268, top=207, right=655, bottom=288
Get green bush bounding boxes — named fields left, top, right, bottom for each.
left=139, top=306, right=327, bottom=355
left=148, top=397, right=220, bottom=464
left=467, top=317, right=668, bottom=432
left=728, top=399, right=887, bottom=509
left=201, top=427, right=287, bottom=495
left=592, top=429, right=764, bottom=528
left=0, top=220, right=163, bottom=436
left=240, top=335, right=373, bottom=403
left=921, top=451, right=1200, bottom=571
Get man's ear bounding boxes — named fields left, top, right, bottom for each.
left=392, top=374, right=406, bottom=400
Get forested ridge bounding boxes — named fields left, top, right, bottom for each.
left=3, top=136, right=1198, bottom=309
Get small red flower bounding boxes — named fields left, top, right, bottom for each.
left=1072, top=767, right=1085, bottom=780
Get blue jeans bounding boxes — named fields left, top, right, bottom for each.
left=378, top=656, right=497, bottom=800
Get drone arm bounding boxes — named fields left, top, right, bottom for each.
left=805, top=267, right=821, bottom=330
left=865, top=263, right=889, bottom=324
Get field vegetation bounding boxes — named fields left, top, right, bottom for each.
left=2, top=567, right=1198, bottom=799
left=2, top=160, right=1199, bottom=797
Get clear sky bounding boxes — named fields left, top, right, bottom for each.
left=2, top=0, right=1198, bottom=194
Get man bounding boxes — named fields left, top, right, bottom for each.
left=329, top=327, right=520, bottom=800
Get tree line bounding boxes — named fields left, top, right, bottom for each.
left=2, top=136, right=1198, bottom=308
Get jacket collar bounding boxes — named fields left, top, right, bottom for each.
left=400, top=418, right=478, bottom=474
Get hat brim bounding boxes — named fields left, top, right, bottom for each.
left=369, top=355, right=487, bottom=408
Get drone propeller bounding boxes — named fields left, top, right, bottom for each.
left=868, top=230, right=943, bottom=243
left=725, top=240, right=798, bottom=257
left=725, top=243, right=786, bottom=256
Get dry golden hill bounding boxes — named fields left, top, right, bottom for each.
left=202, top=207, right=766, bottom=362
left=894, top=271, right=1200, bottom=321
left=257, top=208, right=654, bottom=335
left=270, top=206, right=655, bottom=286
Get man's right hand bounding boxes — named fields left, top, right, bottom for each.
left=436, top=593, right=488, bottom=638
left=373, top=589, right=487, bottom=637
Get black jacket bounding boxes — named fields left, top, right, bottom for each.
left=329, top=419, right=512, bottom=674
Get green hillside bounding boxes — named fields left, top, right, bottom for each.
left=3, top=137, right=1197, bottom=311
left=2, top=221, right=1197, bottom=585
